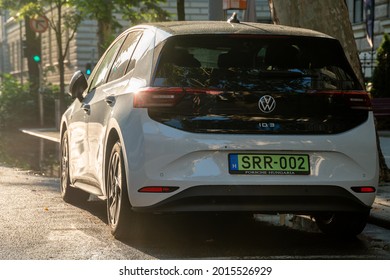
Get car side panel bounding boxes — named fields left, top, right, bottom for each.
left=66, top=99, right=90, bottom=184
left=87, top=78, right=131, bottom=189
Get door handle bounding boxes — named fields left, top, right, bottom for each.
left=105, top=96, right=116, bottom=106
left=82, top=104, right=90, bottom=114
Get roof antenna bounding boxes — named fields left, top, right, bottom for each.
left=227, top=12, right=240, bottom=23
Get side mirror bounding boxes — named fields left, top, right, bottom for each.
left=68, top=70, right=88, bottom=101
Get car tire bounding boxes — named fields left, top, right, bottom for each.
left=314, top=211, right=369, bottom=237
left=106, top=141, right=138, bottom=239
left=60, top=130, right=89, bottom=204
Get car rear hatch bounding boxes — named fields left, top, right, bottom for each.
left=135, top=34, right=371, bottom=135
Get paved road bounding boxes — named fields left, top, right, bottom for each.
left=0, top=166, right=153, bottom=259
left=1, top=165, right=390, bottom=260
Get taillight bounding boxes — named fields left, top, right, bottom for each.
left=346, top=93, right=372, bottom=110
left=133, top=87, right=224, bottom=108
left=133, top=87, right=185, bottom=108
left=138, top=187, right=179, bottom=193
left=319, top=91, right=372, bottom=111
left=351, top=186, right=376, bottom=193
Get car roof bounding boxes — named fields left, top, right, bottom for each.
left=135, top=21, right=333, bottom=39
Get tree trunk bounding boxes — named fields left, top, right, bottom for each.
left=268, top=0, right=364, bottom=87
left=177, top=0, right=185, bottom=21
left=269, top=0, right=389, bottom=181
left=97, top=20, right=113, bottom=57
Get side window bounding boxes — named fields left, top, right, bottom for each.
left=88, top=36, right=125, bottom=91
left=125, top=29, right=155, bottom=75
left=107, top=31, right=142, bottom=82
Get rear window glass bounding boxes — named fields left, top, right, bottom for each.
left=153, top=35, right=360, bottom=91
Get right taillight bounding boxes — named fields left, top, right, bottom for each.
left=318, top=91, right=372, bottom=111
left=351, top=186, right=376, bottom=193
left=133, top=87, right=185, bottom=108
left=346, top=93, right=372, bottom=110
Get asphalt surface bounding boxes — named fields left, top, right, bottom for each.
left=1, top=164, right=390, bottom=260
left=0, top=165, right=154, bottom=259
left=369, top=184, right=390, bottom=229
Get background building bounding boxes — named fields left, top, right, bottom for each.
left=346, top=0, right=390, bottom=79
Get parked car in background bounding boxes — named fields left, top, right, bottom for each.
left=60, top=21, right=379, bottom=239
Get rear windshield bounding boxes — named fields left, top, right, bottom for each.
left=153, top=35, right=360, bottom=91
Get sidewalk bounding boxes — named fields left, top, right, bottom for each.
left=20, top=127, right=60, bottom=143
left=369, top=183, right=390, bottom=229
left=20, top=128, right=390, bottom=230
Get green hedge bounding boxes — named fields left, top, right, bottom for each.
left=0, top=74, right=59, bottom=129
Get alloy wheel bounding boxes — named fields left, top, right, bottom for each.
left=107, top=150, right=122, bottom=228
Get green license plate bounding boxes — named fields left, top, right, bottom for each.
left=228, top=154, right=310, bottom=175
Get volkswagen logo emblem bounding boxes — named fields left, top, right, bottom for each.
left=258, top=95, right=276, bottom=113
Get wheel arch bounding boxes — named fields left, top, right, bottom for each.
left=103, top=127, right=129, bottom=200
left=60, top=102, right=75, bottom=139
left=60, top=122, right=68, bottom=141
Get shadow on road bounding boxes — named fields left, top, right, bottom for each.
left=74, top=199, right=370, bottom=259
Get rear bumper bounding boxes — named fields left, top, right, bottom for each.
left=132, top=185, right=373, bottom=214
left=122, top=111, right=379, bottom=209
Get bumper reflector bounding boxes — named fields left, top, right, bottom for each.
left=138, top=187, right=179, bottom=193
left=351, top=186, right=376, bottom=193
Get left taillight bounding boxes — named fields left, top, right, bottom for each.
left=133, top=87, right=185, bottom=108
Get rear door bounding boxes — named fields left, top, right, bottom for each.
left=86, top=31, right=143, bottom=185
left=74, top=34, right=126, bottom=188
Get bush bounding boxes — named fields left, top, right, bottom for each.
left=0, top=74, right=37, bottom=129
left=0, top=74, right=60, bottom=129
left=372, top=33, right=390, bottom=98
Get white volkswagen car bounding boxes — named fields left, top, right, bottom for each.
left=60, top=21, right=379, bottom=239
